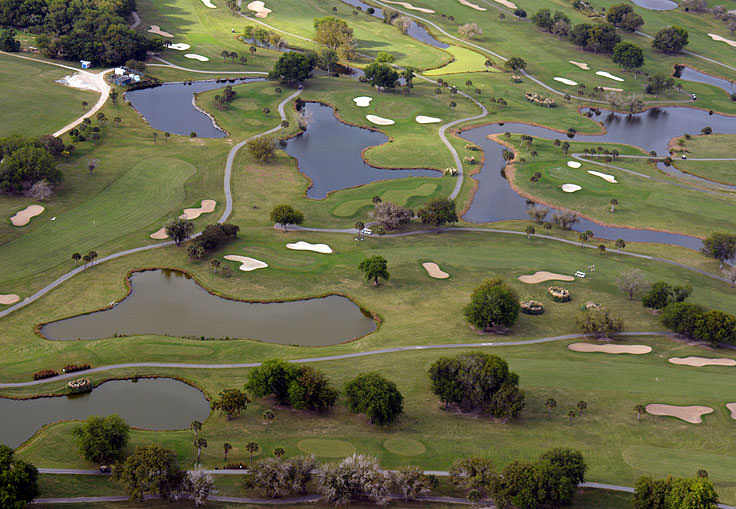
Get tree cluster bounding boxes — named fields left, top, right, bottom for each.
left=246, top=359, right=338, bottom=412
left=463, top=278, right=520, bottom=331
left=576, top=306, right=624, bottom=338
left=243, top=26, right=286, bottom=49
left=74, top=414, right=130, bottom=464
left=0, top=27, right=20, bottom=51
left=662, top=302, right=736, bottom=346
left=0, top=444, right=39, bottom=508
left=417, top=199, right=458, bottom=226
left=651, top=25, right=689, bottom=54
left=248, top=456, right=316, bottom=497
left=605, top=4, right=644, bottom=32
left=702, top=232, right=736, bottom=268
left=345, top=372, right=404, bottom=425
left=363, top=62, right=399, bottom=89
left=268, top=52, right=313, bottom=85
left=186, top=223, right=239, bottom=260
left=0, top=135, right=64, bottom=193
left=641, top=281, right=691, bottom=309
left=373, top=201, right=413, bottom=230
left=634, top=474, right=718, bottom=508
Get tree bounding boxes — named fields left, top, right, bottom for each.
left=504, top=56, right=526, bottom=72
left=246, top=136, right=276, bottom=162
left=646, top=74, right=675, bottom=95
left=74, top=415, right=130, bottom=464
left=114, top=444, right=185, bottom=502
left=262, top=409, right=275, bottom=430
left=612, top=41, right=644, bottom=70
left=0, top=28, right=21, bottom=51
left=661, top=302, right=705, bottom=338
left=0, top=444, right=39, bottom=508
left=193, top=437, right=207, bottom=465
left=250, top=456, right=315, bottom=497
left=393, top=465, right=434, bottom=501
left=0, top=145, right=62, bottom=193
left=374, top=201, right=413, bottom=230
left=544, top=398, right=557, bottom=419
left=449, top=456, right=496, bottom=495
left=539, top=448, right=587, bottom=486
left=694, top=310, right=736, bottom=345
left=246, top=359, right=299, bottom=404
left=268, top=52, right=313, bottom=84
left=72, top=252, right=82, bottom=263
left=464, top=278, right=520, bottom=330
left=165, top=218, right=194, bottom=246
left=314, top=16, right=355, bottom=59
left=652, top=25, right=689, bottom=53
left=617, top=268, right=648, bottom=300
left=606, top=4, right=643, bottom=31
left=458, top=22, right=482, bottom=39
left=269, top=204, right=304, bottom=231
left=375, top=51, right=394, bottom=63
left=359, top=255, right=389, bottom=286
left=525, top=225, right=535, bottom=239
left=212, top=388, right=249, bottom=419
left=576, top=400, right=588, bottom=415
left=702, top=232, right=736, bottom=268
left=287, top=366, right=338, bottom=412
left=183, top=470, right=217, bottom=507
left=634, top=475, right=719, bottom=509
left=317, top=48, right=339, bottom=74
left=417, top=199, right=458, bottom=227
left=634, top=404, right=646, bottom=421
left=363, top=62, right=399, bottom=89
left=317, top=454, right=392, bottom=505
left=345, top=372, right=404, bottom=425
left=190, top=420, right=202, bottom=440
left=577, top=307, right=624, bottom=338
left=246, top=441, right=260, bottom=464
left=223, top=443, right=232, bottom=461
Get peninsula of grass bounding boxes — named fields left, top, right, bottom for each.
left=670, top=133, right=736, bottom=186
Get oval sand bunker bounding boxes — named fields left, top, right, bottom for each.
left=423, top=262, right=449, bottom=279
left=416, top=115, right=442, bottom=124
left=588, top=170, right=617, bottom=183
left=366, top=115, right=395, bottom=126
left=554, top=77, right=578, bottom=86
left=646, top=404, right=713, bottom=424
left=247, top=1, right=271, bottom=18
left=0, top=294, right=21, bottom=305
left=286, top=241, right=332, bottom=254
left=561, top=184, right=581, bottom=193
left=518, top=271, right=574, bottom=284
left=568, top=343, right=652, bottom=354
left=224, top=255, right=268, bottom=271
left=669, top=357, right=736, bottom=367
left=353, top=96, right=373, bottom=107
left=150, top=227, right=168, bottom=240
left=567, top=161, right=581, bottom=168
left=185, top=53, right=209, bottom=61
left=727, top=403, right=736, bottom=420
left=180, top=199, right=216, bottom=220
left=11, top=205, right=44, bottom=226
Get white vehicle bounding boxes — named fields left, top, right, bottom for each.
left=361, top=228, right=373, bottom=235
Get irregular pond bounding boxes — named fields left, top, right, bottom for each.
left=0, top=378, right=210, bottom=449
left=41, top=269, right=377, bottom=344
left=126, top=79, right=261, bottom=138
left=630, top=0, right=677, bottom=10
left=677, top=66, right=736, bottom=95
left=284, top=102, right=441, bottom=199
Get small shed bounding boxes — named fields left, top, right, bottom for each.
left=80, top=60, right=91, bottom=69
left=114, top=67, right=125, bottom=75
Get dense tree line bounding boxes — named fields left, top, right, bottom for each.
left=246, top=359, right=339, bottom=412
left=662, top=302, right=736, bottom=346
left=0, top=135, right=65, bottom=193
left=186, top=223, right=239, bottom=260
left=0, top=444, right=39, bottom=508
left=634, top=474, right=718, bottom=508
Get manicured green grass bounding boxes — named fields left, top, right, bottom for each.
left=332, top=182, right=437, bottom=217
left=0, top=53, right=96, bottom=137
left=424, top=46, right=492, bottom=75
left=670, top=133, right=736, bottom=185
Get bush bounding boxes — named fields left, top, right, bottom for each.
left=187, top=223, right=239, bottom=258
left=661, top=302, right=705, bottom=338
left=577, top=307, right=624, bottom=338
left=694, top=310, right=736, bottom=346
left=247, top=136, right=276, bottom=162
left=63, top=363, right=91, bottom=373
left=33, top=369, right=58, bottom=380
left=317, top=455, right=392, bottom=505
left=345, top=373, right=403, bottom=425
left=246, top=360, right=338, bottom=412
left=249, top=456, right=315, bottom=497
left=449, top=456, right=495, bottom=495
left=642, top=281, right=691, bottom=309
left=464, top=279, right=520, bottom=330
left=520, top=300, right=544, bottom=315
left=547, top=286, right=570, bottom=302
left=67, top=378, right=92, bottom=394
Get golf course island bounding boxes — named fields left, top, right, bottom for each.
left=2, top=0, right=736, bottom=506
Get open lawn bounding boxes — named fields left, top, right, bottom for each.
left=424, top=46, right=492, bottom=75
left=670, top=133, right=736, bottom=185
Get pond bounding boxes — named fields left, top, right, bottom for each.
left=283, top=102, right=441, bottom=199
left=41, top=269, right=377, bottom=344
left=0, top=378, right=210, bottom=449
left=629, top=0, right=677, bottom=10
left=677, top=66, right=736, bottom=95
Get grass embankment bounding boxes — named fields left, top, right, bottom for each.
left=670, top=133, right=736, bottom=186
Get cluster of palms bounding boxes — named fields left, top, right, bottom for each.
left=220, top=50, right=247, bottom=65
left=544, top=398, right=588, bottom=425
left=71, top=250, right=98, bottom=267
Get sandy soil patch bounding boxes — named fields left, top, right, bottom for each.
left=494, top=0, right=517, bottom=8
left=180, top=199, right=216, bottom=220
left=457, top=0, right=487, bottom=11
left=561, top=184, right=582, bottom=193
left=168, top=43, right=190, bottom=50
left=423, top=262, right=449, bottom=279
left=11, top=205, right=44, bottom=226
left=588, top=170, right=617, bottom=183
left=603, top=87, right=623, bottom=92
left=56, top=73, right=104, bottom=93
left=185, top=54, right=210, bottom=61
left=247, top=1, right=271, bottom=17
left=286, top=241, right=333, bottom=254
left=149, top=25, right=174, bottom=37
left=596, top=71, right=624, bottom=82
left=646, top=404, right=713, bottom=424
left=554, top=77, right=578, bottom=86
left=568, top=343, right=652, bottom=354
left=353, top=96, right=373, bottom=107
left=669, top=357, right=736, bottom=367
left=708, top=33, right=736, bottom=47
left=727, top=403, right=736, bottom=420
left=567, top=161, right=581, bottom=168
left=416, top=115, right=441, bottom=124
left=150, top=227, right=168, bottom=240
left=201, top=0, right=216, bottom=7
left=518, top=271, right=574, bottom=284
left=366, top=115, right=395, bottom=126
left=224, top=255, right=268, bottom=271
left=0, top=294, right=20, bottom=305
left=383, top=1, right=435, bottom=13
left=569, top=60, right=589, bottom=70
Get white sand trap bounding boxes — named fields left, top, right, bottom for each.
left=727, top=403, right=736, bottom=420
left=383, top=1, right=435, bottom=13
left=567, top=161, right=581, bottom=168
left=603, top=87, right=623, bottom=92
left=568, top=343, right=652, bottom=354
left=596, top=71, right=624, bottom=82
left=518, top=271, right=575, bottom=284
left=457, top=0, right=487, bottom=10
left=366, top=115, right=395, bottom=126
left=150, top=227, right=168, bottom=240
left=353, top=96, right=373, bottom=107
left=587, top=170, right=617, bottom=183
left=0, top=294, right=20, bottom=305
left=561, top=184, right=582, bottom=193
left=11, top=205, right=44, bottom=226
left=494, top=0, right=517, bottom=8
left=168, top=43, right=190, bottom=50
left=224, top=255, right=268, bottom=271
left=180, top=199, right=216, bottom=220
left=416, top=115, right=442, bottom=124
left=708, top=33, right=736, bottom=47
left=669, top=357, right=736, bottom=367
left=569, top=60, right=589, bottom=70
left=185, top=53, right=210, bottom=61
left=247, top=1, right=271, bottom=17
left=423, top=262, right=449, bottom=279
left=201, top=0, right=216, bottom=7
left=646, top=404, right=713, bottom=424
left=149, top=25, right=174, bottom=37
left=554, top=77, right=578, bottom=86
left=286, top=241, right=333, bottom=254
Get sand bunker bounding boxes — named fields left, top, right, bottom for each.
left=180, top=199, right=216, bottom=220
left=568, top=343, right=652, bottom=354
left=416, top=115, right=442, bottom=124
left=603, top=87, right=623, bottom=92
left=457, top=0, right=487, bottom=11
left=569, top=60, right=590, bottom=70
left=518, top=271, right=574, bottom=284
left=168, top=43, right=190, bottom=50
left=567, top=161, right=581, bottom=168
left=224, top=255, right=268, bottom=271
left=646, top=404, right=713, bottom=424
left=596, top=71, right=624, bottom=82
left=0, top=294, right=20, bottom=305
left=149, top=25, right=174, bottom=37
left=383, top=1, right=435, bottom=13
left=366, top=115, right=395, bottom=126
left=150, top=227, right=168, bottom=240
left=554, top=77, right=578, bottom=86
left=286, top=241, right=333, bottom=254
left=588, top=170, right=617, bottom=183
left=708, top=33, right=736, bottom=47
left=727, top=403, right=736, bottom=420
left=669, top=357, right=736, bottom=367
left=201, top=0, right=216, bottom=7
left=247, top=1, right=271, bottom=17
left=423, top=262, right=449, bottom=279
left=185, top=53, right=210, bottom=61
left=494, top=0, right=517, bottom=8
left=353, top=96, right=373, bottom=107
left=561, top=184, right=582, bottom=193
left=10, top=205, right=44, bottom=226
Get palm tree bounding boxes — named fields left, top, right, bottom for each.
left=544, top=398, right=557, bottom=419
left=634, top=404, right=646, bottom=422
left=249, top=45, right=257, bottom=55
left=164, top=132, right=170, bottom=143
left=262, top=409, right=275, bottom=430
left=245, top=441, right=260, bottom=464
left=229, top=51, right=238, bottom=63
left=110, top=89, right=119, bottom=104
left=615, top=238, right=626, bottom=254
left=210, top=259, right=221, bottom=273
left=465, top=79, right=473, bottom=87
left=578, top=231, right=589, bottom=247
left=194, top=437, right=207, bottom=464
left=567, top=410, right=576, bottom=426
left=72, top=253, right=81, bottom=263
left=280, top=120, right=289, bottom=132
left=599, top=244, right=606, bottom=255
left=484, top=59, right=493, bottom=71
left=223, top=443, right=232, bottom=461
left=113, top=116, right=121, bottom=127
left=221, top=50, right=229, bottom=63
left=609, top=198, right=618, bottom=213
left=449, top=101, right=457, bottom=111
left=577, top=401, right=588, bottom=415
left=273, top=447, right=286, bottom=459
left=191, top=420, right=202, bottom=440
left=82, top=100, right=88, bottom=110
left=525, top=225, right=535, bottom=240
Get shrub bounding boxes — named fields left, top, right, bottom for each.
left=661, top=302, right=705, bottom=338
left=67, top=378, right=92, bottom=394
left=694, top=310, right=736, bottom=346
left=33, top=369, right=58, bottom=380
left=63, top=363, right=91, bottom=373
left=249, top=456, right=315, bottom=497
left=317, top=455, right=392, bottom=505
left=577, top=307, right=624, bottom=338
left=520, top=300, right=544, bottom=315
left=547, top=286, right=570, bottom=302
left=642, top=282, right=691, bottom=309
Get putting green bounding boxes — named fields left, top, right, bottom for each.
left=383, top=438, right=426, bottom=456
left=424, top=46, right=490, bottom=76
left=297, top=438, right=356, bottom=457
left=331, top=183, right=437, bottom=218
